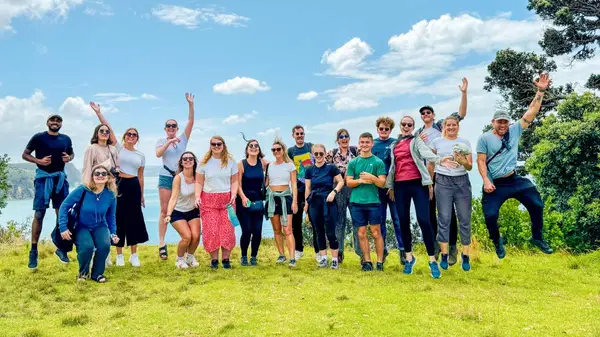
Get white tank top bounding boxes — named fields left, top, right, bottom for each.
left=175, top=172, right=196, bottom=212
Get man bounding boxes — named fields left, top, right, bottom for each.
left=22, top=114, right=74, bottom=270
left=371, top=117, right=405, bottom=264
left=476, top=72, right=553, bottom=258
left=346, top=132, right=387, bottom=271
left=287, top=125, right=316, bottom=260
left=416, top=77, right=468, bottom=264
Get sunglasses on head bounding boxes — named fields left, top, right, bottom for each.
left=313, top=152, right=324, bottom=157
left=126, top=132, right=138, bottom=138
left=338, top=134, right=350, bottom=140
left=165, top=123, right=178, bottom=128
left=93, top=171, right=108, bottom=177
left=248, top=143, right=259, bottom=149
left=378, top=127, right=390, bottom=132
left=401, top=123, right=413, bottom=127
left=99, top=129, right=110, bottom=135
left=295, top=132, right=304, bottom=136
left=182, top=157, right=194, bottom=162
left=420, top=110, right=433, bottom=116
left=211, top=142, right=223, bottom=147
left=271, top=147, right=282, bottom=153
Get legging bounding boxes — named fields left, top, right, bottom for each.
left=308, top=195, right=339, bottom=251
left=393, top=179, right=436, bottom=256
left=237, top=208, right=263, bottom=257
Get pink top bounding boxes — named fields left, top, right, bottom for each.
left=394, top=139, right=421, bottom=181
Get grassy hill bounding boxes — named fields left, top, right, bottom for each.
left=0, top=242, right=598, bottom=337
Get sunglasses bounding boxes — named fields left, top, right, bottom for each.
left=126, top=132, right=138, bottom=138
left=420, top=110, right=433, bottom=116
left=338, top=134, right=350, bottom=140
left=211, top=142, right=223, bottom=147
left=165, top=123, right=178, bottom=128
left=313, top=152, right=324, bottom=157
left=99, top=129, right=111, bottom=135
left=294, top=132, right=304, bottom=136
left=182, top=157, right=195, bottom=162
left=271, top=147, right=282, bottom=153
left=248, top=143, right=259, bottom=149
left=401, top=123, right=414, bottom=127
left=378, top=127, right=390, bottom=132
left=93, top=171, right=108, bottom=177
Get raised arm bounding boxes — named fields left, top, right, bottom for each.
left=521, top=73, right=551, bottom=129
left=457, top=77, right=468, bottom=119
left=184, top=93, right=195, bottom=140
left=90, top=102, right=118, bottom=145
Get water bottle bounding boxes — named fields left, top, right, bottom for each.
left=226, top=204, right=240, bottom=227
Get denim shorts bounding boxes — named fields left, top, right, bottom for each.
left=158, top=175, right=174, bottom=190
left=33, top=177, right=69, bottom=211
left=350, top=203, right=381, bottom=228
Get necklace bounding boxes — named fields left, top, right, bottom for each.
left=96, top=190, right=104, bottom=201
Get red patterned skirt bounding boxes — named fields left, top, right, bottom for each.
left=200, top=192, right=236, bottom=252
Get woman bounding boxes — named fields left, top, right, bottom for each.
left=156, top=93, right=195, bottom=260
left=58, top=165, right=119, bottom=283
left=82, top=124, right=120, bottom=185
left=325, top=128, right=357, bottom=264
left=195, top=136, right=238, bottom=269
left=165, top=152, right=201, bottom=269
left=429, top=116, right=473, bottom=271
left=236, top=135, right=269, bottom=266
left=386, top=116, right=457, bottom=279
left=305, top=144, right=344, bottom=269
left=90, top=102, right=148, bottom=267
left=265, top=138, right=298, bottom=268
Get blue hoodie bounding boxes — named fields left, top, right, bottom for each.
left=58, top=185, right=117, bottom=234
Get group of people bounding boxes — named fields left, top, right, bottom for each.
left=21, top=73, right=554, bottom=282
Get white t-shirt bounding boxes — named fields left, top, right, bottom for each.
left=116, top=143, right=145, bottom=176
left=197, top=157, right=238, bottom=193
left=421, top=127, right=442, bottom=147
left=431, top=137, right=472, bottom=177
left=175, top=172, right=196, bottom=212
left=156, top=133, right=188, bottom=177
left=268, top=162, right=296, bottom=186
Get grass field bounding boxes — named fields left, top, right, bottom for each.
left=1, top=241, right=599, bottom=337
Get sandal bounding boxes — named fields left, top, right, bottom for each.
left=76, top=273, right=88, bottom=281
left=93, top=275, right=107, bottom=283
left=159, top=245, right=168, bottom=260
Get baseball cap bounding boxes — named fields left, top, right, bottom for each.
left=47, top=114, right=63, bottom=122
left=492, top=111, right=510, bottom=121
left=419, top=105, right=435, bottom=114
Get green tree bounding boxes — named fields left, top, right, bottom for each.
left=0, top=155, right=10, bottom=214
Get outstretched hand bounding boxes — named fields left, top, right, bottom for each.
left=185, top=93, right=194, bottom=104
left=89, top=102, right=101, bottom=114
left=534, top=73, right=551, bottom=91
left=458, top=77, right=468, bottom=93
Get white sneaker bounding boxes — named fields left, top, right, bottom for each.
left=295, top=250, right=304, bottom=260
left=129, top=253, right=141, bottom=267
left=315, top=253, right=323, bottom=263
left=185, top=254, right=199, bottom=267
left=176, top=257, right=189, bottom=269
left=115, top=254, right=125, bottom=267
left=105, top=253, right=113, bottom=267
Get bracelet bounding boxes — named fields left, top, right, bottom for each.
left=538, top=89, right=546, bottom=93
left=332, top=189, right=338, bottom=194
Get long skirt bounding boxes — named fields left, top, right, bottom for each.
left=200, top=192, right=236, bottom=252
left=115, top=177, right=149, bottom=247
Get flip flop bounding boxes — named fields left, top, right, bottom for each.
left=159, top=245, right=168, bottom=260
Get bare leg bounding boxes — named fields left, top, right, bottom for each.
left=271, top=216, right=285, bottom=256
left=284, top=214, right=296, bottom=258
left=187, top=218, right=201, bottom=255
left=158, top=188, right=171, bottom=247
left=357, top=227, right=370, bottom=262
left=171, top=220, right=192, bottom=257
left=31, top=210, right=46, bottom=245
left=222, top=248, right=231, bottom=260
left=370, top=225, right=384, bottom=263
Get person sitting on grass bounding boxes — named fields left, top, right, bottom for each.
left=58, top=165, right=119, bottom=283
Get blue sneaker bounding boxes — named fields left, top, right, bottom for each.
left=440, top=254, right=449, bottom=270
left=495, top=237, right=506, bottom=259
left=403, top=256, right=416, bottom=275
left=28, top=250, right=38, bottom=270
left=222, top=259, right=232, bottom=269
left=361, top=262, right=373, bottom=272
left=250, top=256, right=258, bottom=266
left=240, top=256, right=249, bottom=266
left=461, top=254, right=471, bottom=272
left=55, top=249, right=70, bottom=264
left=429, top=261, right=442, bottom=279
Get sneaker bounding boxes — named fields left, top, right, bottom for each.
left=361, top=261, right=373, bottom=272
left=376, top=262, right=384, bottom=271
left=222, top=259, right=232, bottom=269
left=250, top=256, right=258, bottom=266
left=176, top=257, right=189, bottom=269
left=448, top=245, right=458, bottom=266
left=115, top=254, right=125, bottom=267
left=429, top=261, right=442, bottom=279
left=434, top=242, right=441, bottom=261
left=295, top=250, right=304, bottom=260
left=240, top=256, right=249, bottom=266
left=331, top=259, right=339, bottom=270
left=185, top=254, right=199, bottom=268
left=275, top=255, right=287, bottom=264
left=315, top=253, right=322, bottom=263
left=399, top=249, right=407, bottom=266
left=530, top=238, right=553, bottom=254
left=129, top=254, right=141, bottom=267
left=440, top=254, right=449, bottom=270
left=105, top=253, right=113, bottom=267
left=28, top=250, right=38, bottom=270
left=289, top=259, right=297, bottom=268
left=403, top=256, right=417, bottom=275
left=55, top=249, right=70, bottom=264
left=494, top=237, right=506, bottom=259
left=76, top=273, right=88, bottom=281
left=318, top=258, right=328, bottom=268
left=461, top=254, right=471, bottom=272
left=210, top=259, right=219, bottom=269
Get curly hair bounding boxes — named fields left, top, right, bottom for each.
left=375, top=117, right=395, bottom=130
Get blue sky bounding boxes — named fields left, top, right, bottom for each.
left=1, top=0, right=598, bottom=168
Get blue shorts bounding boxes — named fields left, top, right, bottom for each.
left=158, top=175, right=174, bottom=190
left=350, top=203, right=381, bottom=228
left=33, top=177, right=70, bottom=211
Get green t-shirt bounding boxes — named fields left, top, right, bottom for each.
left=346, top=155, right=386, bottom=204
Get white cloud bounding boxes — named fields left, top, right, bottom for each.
left=94, top=92, right=159, bottom=103
left=331, top=97, right=379, bottom=111
left=257, top=127, right=280, bottom=137
left=297, top=91, right=318, bottom=101
left=223, top=111, right=258, bottom=125
left=151, top=5, right=249, bottom=29
left=141, top=93, right=159, bottom=100
left=83, top=1, right=114, bottom=16
left=213, top=77, right=271, bottom=95
left=0, top=0, right=84, bottom=32
left=321, top=37, right=373, bottom=77
left=58, top=96, right=89, bottom=117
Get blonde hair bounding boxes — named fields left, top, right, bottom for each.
left=201, top=136, right=233, bottom=168
left=121, top=127, right=139, bottom=146
left=441, top=115, right=460, bottom=138
left=273, top=137, right=292, bottom=163
left=86, top=165, right=118, bottom=196
left=311, top=144, right=326, bottom=152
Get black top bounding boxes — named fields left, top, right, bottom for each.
left=240, top=159, right=264, bottom=201
left=305, top=163, right=340, bottom=199
left=26, top=132, right=73, bottom=173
